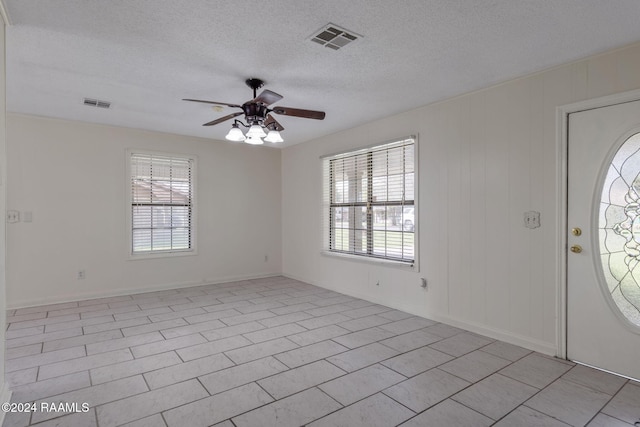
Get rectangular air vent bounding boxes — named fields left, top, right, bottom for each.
left=83, top=98, right=111, bottom=109
left=310, top=24, right=361, bottom=50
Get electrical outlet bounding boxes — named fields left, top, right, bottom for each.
left=77, top=270, right=86, bottom=280
left=7, top=210, right=20, bottom=223
left=524, top=211, right=541, bottom=229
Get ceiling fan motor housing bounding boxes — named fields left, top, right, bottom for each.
left=242, top=103, right=268, bottom=125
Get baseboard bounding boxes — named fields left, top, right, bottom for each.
left=0, top=382, right=12, bottom=427
left=8, top=272, right=283, bottom=310
left=282, top=272, right=557, bottom=357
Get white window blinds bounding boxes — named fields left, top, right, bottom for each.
left=322, top=137, right=416, bottom=264
left=130, top=153, right=194, bottom=254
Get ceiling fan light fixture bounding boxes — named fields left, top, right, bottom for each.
left=264, top=130, right=283, bottom=143
left=246, top=124, right=267, bottom=138
left=245, top=135, right=264, bottom=145
left=225, top=124, right=246, bottom=142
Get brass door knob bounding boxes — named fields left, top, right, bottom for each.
left=570, top=245, right=583, bottom=253
left=572, top=228, right=582, bottom=236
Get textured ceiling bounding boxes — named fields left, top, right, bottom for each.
left=5, top=0, right=640, bottom=147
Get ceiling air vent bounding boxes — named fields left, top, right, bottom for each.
left=310, top=24, right=360, bottom=50
left=83, top=98, right=111, bottom=109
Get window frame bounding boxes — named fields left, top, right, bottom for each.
left=126, top=149, right=197, bottom=260
left=321, top=136, right=418, bottom=270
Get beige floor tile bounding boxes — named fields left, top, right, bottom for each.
left=11, top=371, right=90, bottom=402
left=130, top=333, right=207, bottom=358
left=121, top=318, right=188, bottom=336
left=5, top=277, right=632, bottom=427
left=309, top=392, right=414, bottom=427
left=85, top=331, right=164, bottom=355
left=452, top=373, right=539, bottom=420
left=30, top=409, right=97, bottom=427
left=164, top=382, right=273, bottom=427
left=144, top=352, right=234, bottom=389
left=43, top=329, right=123, bottom=352
left=439, top=349, right=512, bottom=382
left=31, top=376, right=146, bottom=423
left=587, top=413, right=636, bottom=427
left=319, top=364, right=405, bottom=406
left=224, top=337, right=298, bottom=364
left=275, top=340, right=349, bottom=368
left=525, top=378, right=612, bottom=426
left=327, top=342, right=398, bottom=372
left=90, top=351, right=182, bottom=384
left=44, top=316, right=113, bottom=333
left=480, top=340, right=532, bottom=361
left=160, top=319, right=226, bottom=339
left=601, top=382, right=640, bottom=425
left=384, top=368, right=470, bottom=412
left=258, top=311, right=314, bottom=328
left=82, top=317, right=150, bottom=334
left=6, top=328, right=83, bottom=349
left=183, top=309, right=242, bottom=324
left=337, top=314, right=393, bottom=332
left=177, top=335, right=252, bottom=361
left=399, top=399, right=492, bottom=427
left=5, top=367, right=38, bottom=387
left=428, top=332, right=493, bottom=357
left=38, top=348, right=131, bottom=380
left=6, top=346, right=86, bottom=373
left=332, top=327, right=396, bottom=349
left=562, top=364, right=627, bottom=395
left=96, top=379, right=208, bottom=427
left=493, top=405, right=574, bottom=426
left=379, top=329, right=442, bottom=352
left=499, top=353, right=573, bottom=389
left=297, top=313, right=351, bottom=330
left=6, top=343, right=42, bottom=360
left=378, top=316, right=436, bottom=333
left=381, top=345, right=453, bottom=377
left=258, top=360, right=346, bottom=399
left=242, top=323, right=307, bottom=343
left=199, top=356, right=288, bottom=395
left=232, top=387, right=341, bottom=427
left=120, top=414, right=167, bottom=427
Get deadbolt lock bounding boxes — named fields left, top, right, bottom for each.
left=570, top=245, right=583, bottom=253
left=571, top=228, right=582, bottom=236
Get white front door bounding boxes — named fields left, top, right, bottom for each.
left=567, top=99, right=640, bottom=380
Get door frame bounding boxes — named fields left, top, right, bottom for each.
left=556, top=88, right=640, bottom=360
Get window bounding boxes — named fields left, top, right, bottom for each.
left=130, top=152, right=194, bottom=255
left=322, top=137, right=416, bottom=264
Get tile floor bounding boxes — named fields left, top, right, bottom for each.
left=2, top=276, right=640, bottom=427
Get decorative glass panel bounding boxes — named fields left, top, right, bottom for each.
left=599, top=132, right=640, bottom=327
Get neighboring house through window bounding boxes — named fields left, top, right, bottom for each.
left=322, top=137, right=416, bottom=264
left=129, top=152, right=195, bottom=255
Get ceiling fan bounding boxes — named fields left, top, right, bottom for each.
left=183, top=78, right=326, bottom=145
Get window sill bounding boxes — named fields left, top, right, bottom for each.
left=321, top=250, right=419, bottom=272
left=128, top=250, right=197, bottom=261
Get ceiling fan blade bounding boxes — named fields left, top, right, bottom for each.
left=271, top=106, right=325, bottom=120
left=252, top=90, right=283, bottom=106
left=202, top=112, right=243, bottom=126
left=264, top=114, right=285, bottom=131
left=183, top=98, right=242, bottom=109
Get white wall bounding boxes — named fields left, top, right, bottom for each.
left=0, top=9, right=9, bottom=421
left=282, top=42, right=640, bottom=355
left=6, top=115, right=282, bottom=307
